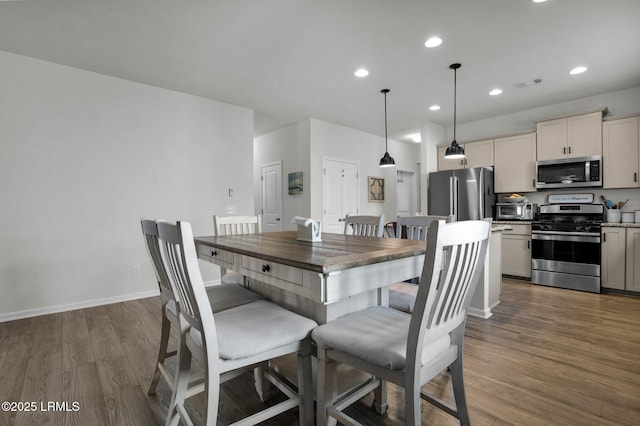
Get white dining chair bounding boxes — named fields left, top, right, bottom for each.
left=157, top=220, right=317, bottom=426
left=343, top=214, right=385, bottom=237
left=140, top=219, right=263, bottom=400
left=312, top=219, right=491, bottom=426
left=213, top=214, right=261, bottom=285
left=388, top=214, right=453, bottom=313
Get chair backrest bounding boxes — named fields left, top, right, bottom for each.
left=343, top=214, right=385, bottom=237
left=407, top=220, right=490, bottom=366
left=214, top=215, right=262, bottom=236
left=395, top=215, right=453, bottom=240
left=141, top=219, right=174, bottom=303
left=156, top=221, right=221, bottom=420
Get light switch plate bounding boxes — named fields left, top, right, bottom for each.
left=225, top=205, right=237, bottom=214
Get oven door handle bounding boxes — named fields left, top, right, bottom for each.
left=532, top=232, right=600, bottom=243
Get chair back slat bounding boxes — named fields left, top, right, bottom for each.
left=141, top=219, right=174, bottom=301
left=157, top=221, right=212, bottom=332
left=343, top=214, right=385, bottom=237
left=214, top=215, right=262, bottom=236
left=408, top=220, right=490, bottom=356
left=395, top=215, right=452, bottom=241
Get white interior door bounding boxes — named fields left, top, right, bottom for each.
left=261, top=161, right=283, bottom=232
left=322, top=158, right=359, bottom=233
left=396, top=170, right=416, bottom=217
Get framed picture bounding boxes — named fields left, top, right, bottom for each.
left=368, top=176, right=385, bottom=202
left=288, top=171, right=303, bottom=195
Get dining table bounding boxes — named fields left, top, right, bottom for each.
left=195, top=230, right=426, bottom=324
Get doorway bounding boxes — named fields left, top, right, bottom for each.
left=396, top=169, right=416, bottom=217
left=261, top=161, right=283, bottom=232
left=322, top=158, right=359, bottom=234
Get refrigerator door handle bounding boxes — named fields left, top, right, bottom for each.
left=478, top=171, right=485, bottom=219
left=451, top=176, right=458, bottom=217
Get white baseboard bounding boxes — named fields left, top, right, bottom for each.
left=468, top=306, right=493, bottom=319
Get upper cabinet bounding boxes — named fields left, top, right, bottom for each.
left=437, top=139, right=494, bottom=171
left=536, top=111, right=604, bottom=161
left=494, top=132, right=537, bottom=193
left=603, top=116, right=640, bottom=189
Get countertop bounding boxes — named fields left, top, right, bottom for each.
left=491, top=224, right=513, bottom=232
left=493, top=220, right=532, bottom=225
left=602, top=222, right=640, bottom=228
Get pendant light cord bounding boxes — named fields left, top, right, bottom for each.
left=453, top=67, right=457, bottom=141
left=383, top=89, right=388, bottom=151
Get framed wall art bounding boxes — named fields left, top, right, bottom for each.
left=368, top=176, right=385, bottom=202
left=288, top=171, right=303, bottom=195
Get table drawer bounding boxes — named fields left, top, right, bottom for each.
left=198, top=245, right=234, bottom=268
left=241, top=256, right=304, bottom=286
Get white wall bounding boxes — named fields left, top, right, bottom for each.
left=308, top=119, right=419, bottom=222
left=0, top=51, right=254, bottom=321
left=254, top=120, right=311, bottom=230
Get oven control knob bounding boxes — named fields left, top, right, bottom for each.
left=576, top=225, right=583, bottom=231
left=584, top=226, right=591, bottom=232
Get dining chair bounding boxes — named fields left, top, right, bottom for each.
left=388, top=214, right=453, bottom=313
left=157, top=220, right=317, bottom=426
left=312, top=219, right=491, bottom=426
left=343, top=214, right=385, bottom=237
left=213, top=214, right=261, bottom=285
left=140, top=219, right=263, bottom=400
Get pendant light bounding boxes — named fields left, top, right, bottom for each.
left=379, top=89, right=396, bottom=168
left=444, top=63, right=465, bottom=159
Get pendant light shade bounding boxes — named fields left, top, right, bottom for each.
left=379, top=89, right=396, bottom=168
left=444, top=63, right=465, bottom=159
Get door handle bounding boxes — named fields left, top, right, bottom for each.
left=338, top=218, right=346, bottom=222
left=275, top=218, right=281, bottom=221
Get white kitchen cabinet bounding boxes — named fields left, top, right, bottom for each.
left=603, top=116, right=640, bottom=189
left=500, top=223, right=531, bottom=278
left=601, top=227, right=626, bottom=290
left=625, top=228, right=640, bottom=292
left=536, top=111, right=603, bottom=161
left=494, top=132, right=537, bottom=193
left=437, top=139, right=493, bottom=171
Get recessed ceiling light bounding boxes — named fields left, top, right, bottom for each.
left=429, top=105, right=441, bottom=111
left=489, top=89, right=503, bottom=96
left=570, top=66, right=588, bottom=75
left=532, top=0, right=547, bottom=3
left=354, top=68, right=369, bottom=77
left=412, top=134, right=422, bottom=143
left=424, top=37, right=443, bottom=48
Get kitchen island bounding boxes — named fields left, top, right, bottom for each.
left=468, top=224, right=511, bottom=318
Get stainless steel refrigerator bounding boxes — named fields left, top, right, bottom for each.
left=427, top=167, right=495, bottom=221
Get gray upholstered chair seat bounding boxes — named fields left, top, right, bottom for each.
left=312, top=306, right=450, bottom=371
left=190, top=300, right=317, bottom=360
left=388, top=282, right=419, bottom=313
left=207, top=283, right=263, bottom=313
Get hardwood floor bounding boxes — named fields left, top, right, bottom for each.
left=1, top=278, right=639, bottom=425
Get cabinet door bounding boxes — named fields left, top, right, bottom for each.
left=501, top=234, right=531, bottom=278
left=494, top=133, right=537, bottom=193
left=626, top=228, right=640, bottom=292
left=603, top=117, right=639, bottom=189
left=601, top=227, right=626, bottom=290
left=437, top=146, right=465, bottom=171
left=537, top=118, right=567, bottom=161
left=465, top=139, right=494, bottom=168
left=567, top=111, right=603, bottom=158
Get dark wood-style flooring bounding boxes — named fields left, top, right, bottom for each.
left=1, top=278, right=639, bottom=425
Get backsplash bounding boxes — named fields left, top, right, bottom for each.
left=497, top=187, right=640, bottom=212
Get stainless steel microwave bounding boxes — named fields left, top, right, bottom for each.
left=535, top=155, right=602, bottom=189
left=496, top=203, right=537, bottom=221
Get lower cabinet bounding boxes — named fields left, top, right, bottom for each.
left=601, top=226, right=640, bottom=292
left=501, top=223, right=531, bottom=278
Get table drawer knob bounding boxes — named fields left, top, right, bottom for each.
left=262, top=264, right=271, bottom=273
left=210, top=250, right=217, bottom=256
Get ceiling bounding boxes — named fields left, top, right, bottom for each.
left=1, top=0, right=639, bottom=143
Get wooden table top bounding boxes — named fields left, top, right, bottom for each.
left=195, top=231, right=426, bottom=274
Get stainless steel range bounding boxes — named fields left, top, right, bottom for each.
left=531, top=203, right=604, bottom=293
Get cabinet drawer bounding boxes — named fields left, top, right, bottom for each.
left=503, top=224, right=531, bottom=236
left=198, top=245, right=234, bottom=268
left=241, top=256, right=304, bottom=287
